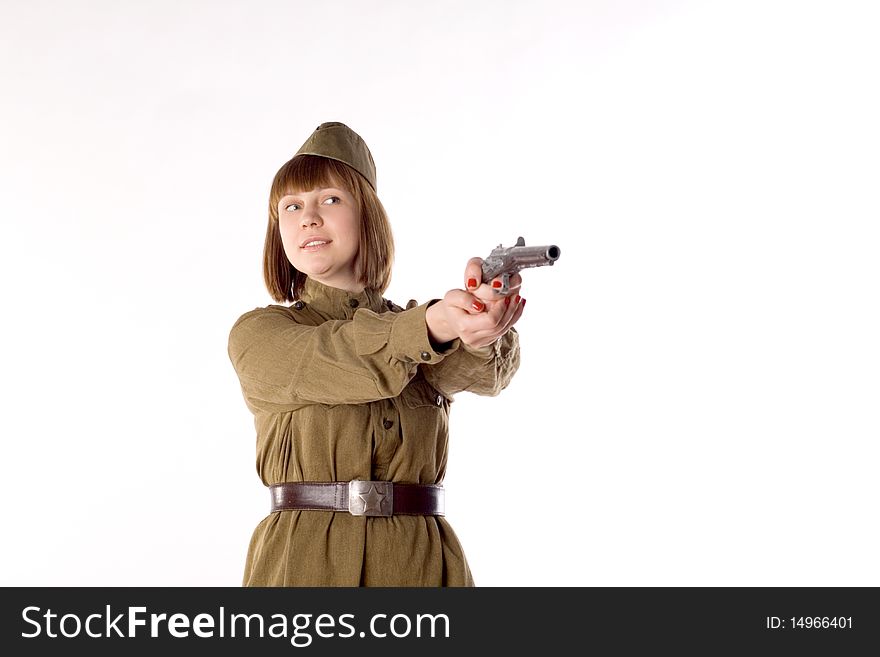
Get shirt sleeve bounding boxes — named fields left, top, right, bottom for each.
left=421, top=327, right=520, bottom=399
left=228, top=303, right=452, bottom=412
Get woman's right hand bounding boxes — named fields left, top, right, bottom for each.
left=425, top=258, right=526, bottom=349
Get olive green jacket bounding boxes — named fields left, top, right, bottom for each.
left=228, top=277, right=520, bottom=586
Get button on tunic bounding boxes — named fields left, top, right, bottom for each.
left=228, top=278, right=520, bottom=586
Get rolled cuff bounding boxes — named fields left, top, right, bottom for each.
left=389, top=302, right=460, bottom=364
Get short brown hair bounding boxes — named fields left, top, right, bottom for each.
left=263, top=155, right=394, bottom=302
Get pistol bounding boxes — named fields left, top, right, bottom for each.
left=481, top=236, right=561, bottom=294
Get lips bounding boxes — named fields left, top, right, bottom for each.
left=300, top=237, right=332, bottom=248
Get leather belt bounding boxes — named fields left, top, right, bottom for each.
left=269, top=481, right=445, bottom=517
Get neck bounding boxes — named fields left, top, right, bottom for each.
left=308, top=274, right=365, bottom=295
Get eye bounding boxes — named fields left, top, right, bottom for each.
left=323, top=196, right=341, bottom=205
left=284, top=203, right=301, bottom=212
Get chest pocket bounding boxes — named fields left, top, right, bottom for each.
left=399, top=372, right=448, bottom=410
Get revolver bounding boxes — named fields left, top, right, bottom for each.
left=480, top=236, right=561, bottom=295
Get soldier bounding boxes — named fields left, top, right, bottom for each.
left=228, top=122, right=523, bottom=586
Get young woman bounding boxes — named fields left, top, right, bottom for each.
left=228, top=122, right=523, bottom=586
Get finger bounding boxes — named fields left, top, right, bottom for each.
left=444, top=288, right=489, bottom=315
left=466, top=295, right=525, bottom=346
left=472, top=275, right=522, bottom=302
left=457, top=296, right=516, bottom=340
left=494, top=272, right=522, bottom=290
left=499, top=295, right=525, bottom=333
left=463, top=297, right=500, bottom=335
left=480, top=284, right=522, bottom=301
left=464, top=257, right=484, bottom=291
left=499, top=292, right=522, bottom=325
left=485, top=272, right=523, bottom=296
left=470, top=288, right=517, bottom=325
left=480, top=292, right=521, bottom=334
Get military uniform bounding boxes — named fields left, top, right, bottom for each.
left=228, top=278, right=519, bottom=585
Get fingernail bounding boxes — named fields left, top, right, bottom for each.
left=521, top=297, right=527, bottom=308
left=504, top=297, right=511, bottom=306
left=514, top=295, right=521, bottom=304
left=467, top=278, right=477, bottom=289
left=492, top=280, right=503, bottom=289
left=472, top=300, right=485, bottom=312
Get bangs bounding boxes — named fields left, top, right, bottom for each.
left=269, top=155, right=360, bottom=218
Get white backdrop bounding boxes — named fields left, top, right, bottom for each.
left=1, top=0, right=878, bottom=586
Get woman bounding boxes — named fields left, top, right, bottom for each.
left=228, top=122, right=523, bottom=586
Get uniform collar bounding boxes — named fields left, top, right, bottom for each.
left=297, top=277, right=386, bottom=316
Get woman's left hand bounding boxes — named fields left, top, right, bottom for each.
left=425, top=258, right=527, bottom=348
left=456, top=257, right=525, bottom=348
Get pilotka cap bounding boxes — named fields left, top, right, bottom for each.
left=295, top=122, right=377, bottom=191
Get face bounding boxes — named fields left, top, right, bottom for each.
left=277, top=183, right=362, bottom=292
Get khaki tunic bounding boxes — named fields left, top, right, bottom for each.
left=228, top=278, right=520, bottom=586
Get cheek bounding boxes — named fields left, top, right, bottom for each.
left=278, top=220, right=299, bottom=260
left=342, top=214, right=362, bottom=245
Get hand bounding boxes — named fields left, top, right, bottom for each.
left=425, top=258, right=526, bottom=348
left=462, top=256, right=522, bottom=304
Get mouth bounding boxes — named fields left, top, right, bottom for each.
left=300, top=238, right=332, bottom=249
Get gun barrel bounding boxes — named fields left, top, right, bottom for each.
left=512, top=245, right=560, bottom=265
left=481, top=239, right=561, bottom=285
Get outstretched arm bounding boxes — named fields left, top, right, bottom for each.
left=229, top=302, right=454, bottom=412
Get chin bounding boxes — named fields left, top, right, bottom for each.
left=300, top=265, right=332, bottom=278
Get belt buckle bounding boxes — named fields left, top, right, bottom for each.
left=348, top=480, right=393, bottom=517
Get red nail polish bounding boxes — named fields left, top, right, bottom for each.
left=467, top=278, right=477, bottom=288
left=521, top=298, right=526, bottom=308
left=514, top=295, right=521, bottom=304
left=471, top=300, right=484, bottom=312
left=504, top=297, right=511, bottom=306
left=492, top=280, right=502, bottom=289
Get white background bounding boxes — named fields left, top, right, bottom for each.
left=1, top=0, right=878, bottom=586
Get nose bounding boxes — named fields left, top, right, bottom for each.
left=300, top=205, right=323, bottom=229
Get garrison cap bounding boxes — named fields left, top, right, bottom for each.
left=295, top=122, right=377, bottom=191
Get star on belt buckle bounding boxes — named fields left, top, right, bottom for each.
left=348, top=480, right=393, bottom=517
